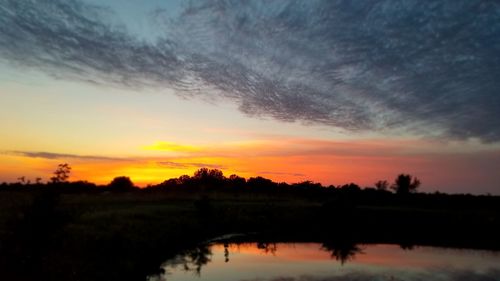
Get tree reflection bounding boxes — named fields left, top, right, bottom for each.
left=153, top=240, right=366, bottom=281
left=224, top=242, right=229, bottom=263
left=257, top=242, right=278, bottom=255
left=179, top=245, right=212, bottom=275
left=321, top=241, right=364, bottom=265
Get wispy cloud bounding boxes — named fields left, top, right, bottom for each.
left=5, top=151, right=126, bottom=161
left=259, top=171, right=305, bottom=177
left=157, top=161, right=225, bottom=170
left=1, top=0, right=499, bottom=141
left=142, top=141, right=201, bottom=153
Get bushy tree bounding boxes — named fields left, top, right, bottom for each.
left=192, top=168, right=225, bottom=189
left=193, top=168, right=224, bottom=181
left=108, top=176, right=136, bottom=191
left=392, top=174, right=421, bottom=194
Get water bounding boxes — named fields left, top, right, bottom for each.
left=148, top=242, right=500, bottom=281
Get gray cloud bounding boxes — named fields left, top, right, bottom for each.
left=6, top=150, right=125, bottom=161
left=1, top=0, right=499, bottom=141
left=0, top=0, right=183, bottom=88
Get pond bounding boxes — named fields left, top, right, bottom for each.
left=147, top=242, right=500, bottom=281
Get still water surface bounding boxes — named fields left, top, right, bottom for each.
left=148, top=242, right=500, bottom=281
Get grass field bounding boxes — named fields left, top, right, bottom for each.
left=0, top=189, right=499, bottom=281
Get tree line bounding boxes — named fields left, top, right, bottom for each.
left=1, top=163, right=421, bottom=195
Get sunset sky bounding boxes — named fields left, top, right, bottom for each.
left=1, top=0, right=499, bottom=194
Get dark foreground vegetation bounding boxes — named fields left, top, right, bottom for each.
left=1, top=166, right=499, bottom=281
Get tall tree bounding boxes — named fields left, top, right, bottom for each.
left=50, top=163, right=71, bottom=184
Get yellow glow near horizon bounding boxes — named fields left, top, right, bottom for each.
left=1, top=137, right=500, bottom=193
left=142, top=141, right=202, bottom=153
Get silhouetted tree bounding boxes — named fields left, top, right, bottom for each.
left=392, top=174, right=421, bottom=194
left=178, top=175, right=192, bottom=185
left=292, top=181, right=323, bottom=190
left=192, top=168, right=225, bottom=189
left=68, top=180, right=97, bottom=191
left=108, top=176, right=135, bottom=191
left=247, top=176, right=278, bottom=191
left=375, top=180, right=389, bottom=191
left=339, top=183, right=361, bottom=192
left=50, top=163, right=71, bottom=184
left=228, top=174, right=246, bottom=190
left=193, top=168, right=224, bottom=181
left=158, top=178, right=180, bottom=189
left=17, top=176, right=26, bottom=184
left=278, top=182, right=291, bottom=190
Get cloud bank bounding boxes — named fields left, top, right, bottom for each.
left=1, top=0, right=499, bottom=141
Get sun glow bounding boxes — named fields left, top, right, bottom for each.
left=142, top=141, right=201, bottom=153
left=1, top=137, right=500, bottom=193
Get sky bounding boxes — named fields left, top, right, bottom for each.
left=0, top=0, right=499, bottom=194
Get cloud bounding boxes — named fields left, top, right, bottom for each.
left=0, top=0, right=183, bottom=88
left=6, top=151, right=125, bottom=161
left=259, top=171, right=305, bottom=177
left=157, top=161, right=225, bottom=170
left=142, top=142, right=201, bottom=153
left=1, top=0, right=499, bottom=141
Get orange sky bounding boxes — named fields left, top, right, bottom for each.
left=1, top=74, right=499, bottom=194
left=1, top=0, right=500, bottom=195
left=2, top=136, right=500, bottom=194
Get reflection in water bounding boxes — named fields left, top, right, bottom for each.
left=184, top=245, right=212, bottom=275
left=256, top=242, right=278, bottom=255
left=154, top=245, right=213, bottom=277
left=224, top=243, right=229, bottom=263
left=321, top=240, right=364, bottom=265
left=147, top=242, right=500, bottom=281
